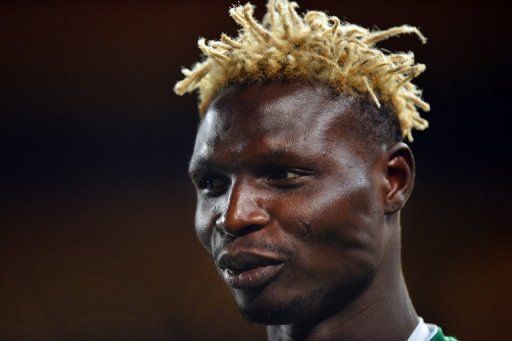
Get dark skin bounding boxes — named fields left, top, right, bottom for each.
left=188, top=81, right=418, bottom=340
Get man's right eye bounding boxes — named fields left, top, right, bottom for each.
left=198, top=174, right=229, bottom=193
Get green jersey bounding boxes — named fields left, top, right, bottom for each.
left=430, top=328, right=458, bottom=341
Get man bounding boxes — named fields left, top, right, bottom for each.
left=174, top=1, right=457, bottom=340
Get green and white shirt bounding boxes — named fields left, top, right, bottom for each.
left=408, top=318, right=457, bottom=341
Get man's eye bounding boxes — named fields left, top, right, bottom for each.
left=268, top=169, right=302, bottom=180
left=267, top=168, right=314, bottom=184
left=199, top=175, right=228, bottom=192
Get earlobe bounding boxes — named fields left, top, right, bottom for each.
left=384, top=143, right=415, bottom=214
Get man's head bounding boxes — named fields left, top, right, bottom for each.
left=188, top=81, right=415, bottom=324
left=177, top=0, right=428, bottom=327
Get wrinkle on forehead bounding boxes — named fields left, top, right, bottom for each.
left=192, top=82, right=362, bottom=166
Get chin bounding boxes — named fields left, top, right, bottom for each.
left=232, top=274, right=373, bottom=326
left=234, top=286, right=327, bottom=325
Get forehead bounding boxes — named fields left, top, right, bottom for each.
left=190, top=82, right=358, bottom=169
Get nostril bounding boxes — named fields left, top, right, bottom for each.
left=215, top=209, right=270, bottom=236
left=215, top=213, right=236, bottom=237
left=237, top=224, right=265, bottom=236
left=215, top=213, right=226, bottom=229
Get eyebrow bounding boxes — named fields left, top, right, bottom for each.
left=188, top=145, right=314, bottom=176
left=188, top=158, right=218, bottom=177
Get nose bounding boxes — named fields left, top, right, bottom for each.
left=215, top=178, right=270, bottom=236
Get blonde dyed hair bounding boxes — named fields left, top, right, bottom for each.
left=174, top=0, right=430, bottom=141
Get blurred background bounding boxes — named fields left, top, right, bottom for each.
left=1, top=0, right=510, bottom=339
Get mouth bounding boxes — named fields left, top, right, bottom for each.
left=217, top=251, right=286, bottom=290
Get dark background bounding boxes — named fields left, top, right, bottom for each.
left=1, top=0, right=511, bottom=339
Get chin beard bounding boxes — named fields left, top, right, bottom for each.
left=234, top=274, right=372, bottom=326
left=236, top=287, right=326, bottom=325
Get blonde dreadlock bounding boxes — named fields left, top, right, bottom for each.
left=174, top=0, right=430, bottom=141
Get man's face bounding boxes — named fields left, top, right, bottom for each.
left=188, top=82, right=388, bottom=324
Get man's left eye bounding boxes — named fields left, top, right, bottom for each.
left=268, top=169, right=302, bottom=180
left=267, top=168, right=314, bottom=183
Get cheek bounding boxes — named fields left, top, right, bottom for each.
left=194, top=198, right=215, bottom=253
left=279, top=173, right=384, bottom=282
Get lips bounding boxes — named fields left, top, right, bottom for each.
left=217, top=251, right=285, bottom=290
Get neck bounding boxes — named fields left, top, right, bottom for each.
left=267, top=217, right=418, bottom=341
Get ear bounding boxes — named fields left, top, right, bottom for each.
left=383, top=143, right=415, bottom=214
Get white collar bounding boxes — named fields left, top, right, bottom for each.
left=408, top=317, right=439, bottom=341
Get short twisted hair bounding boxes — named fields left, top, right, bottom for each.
left=174, top=0, right=429, bottom=141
